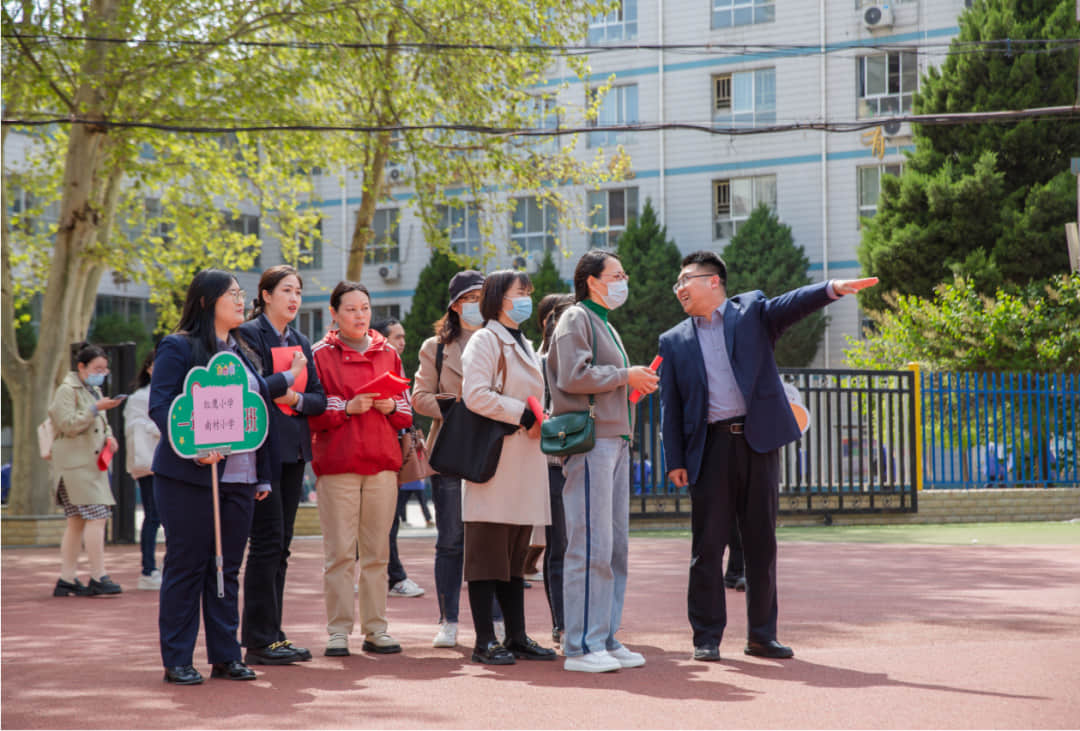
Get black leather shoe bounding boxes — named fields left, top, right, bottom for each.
left=88, top=575, right=122, bottom=595
left=245, top=642, right=299, bottom=665
left=53, top=578, right=90, bottom=597
left=734, top=577, right=747, bottom=592
left=471, top=640, right=515, bottom=665
left=163, top=665, right=204, bottom=685
left=693, top=644, right=721, bottom=662
left=505, top=636, right=557, bottom=661
left=210, top=660, right=257, bottom=680
left=281, top=640, right=312, bottom=661
left=745, top=639, right=794, bottom=659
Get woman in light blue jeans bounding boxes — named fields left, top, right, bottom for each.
left=545, top=250, right=659, bottom=673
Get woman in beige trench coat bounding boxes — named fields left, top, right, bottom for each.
left=49, top=343, right=127, bottom=596
left=459, top=269, right=555, bottom=666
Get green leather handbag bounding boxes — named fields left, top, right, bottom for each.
left=541, top=306, right=598, bottom=457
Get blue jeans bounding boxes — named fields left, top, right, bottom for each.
left=431, top=474, right=464, bottom=623
left=138, top=475, right=161, bottom=576
left=561, top=438, right=630, bottom=657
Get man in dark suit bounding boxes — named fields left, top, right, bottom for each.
left=657, top=250, right=876, bottom=661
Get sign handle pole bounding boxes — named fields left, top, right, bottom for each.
left=211, top=462, right=225, bottom=598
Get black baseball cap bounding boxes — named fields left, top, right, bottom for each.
left=448, top=270, right=484, bottom=307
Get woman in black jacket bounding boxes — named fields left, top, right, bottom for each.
left=236, top=264, right=326, bottom=665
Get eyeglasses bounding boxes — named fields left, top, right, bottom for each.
left=672, top=274, right=714, bottom=294
left=226, top=289, right=247, bottom=304
left=603, top=272, right=630, bottom=282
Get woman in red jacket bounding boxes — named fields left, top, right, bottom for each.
left=309, top=281, right=412, bottom=658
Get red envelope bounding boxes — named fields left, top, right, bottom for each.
left=356, top=371, right=410, bottom=400
left=272, top=345, right=308, bottom=416
left=97, top=440, right=115, bottom=471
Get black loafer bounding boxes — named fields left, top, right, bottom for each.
left=53, top=578, right=90, bottom=597
left=471, top=640, right=515, bottom=665
left=88, top=575, right=122, bottom=595
left=734, top=577, right=747, bottom=592
left=745, top=639, right=794, bottom=659
left=245, top=642, right=299, bottom=665
left=163, top=665, right=204, bottom=685
left=210, top=660, right=257, bottom=680
left=693, top=644, right=721, bottom=662
left=281, top=640, right=312, bottom=661
left=505, top=636, right=557, bottom=661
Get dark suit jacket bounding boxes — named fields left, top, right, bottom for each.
left=235, top=316, right=326, bottom=466
left=658, top=282, right=833, bottom=485
left=149, top=333, right=276, bottom=487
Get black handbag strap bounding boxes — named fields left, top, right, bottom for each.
left=435, top=342, right=445, bottom=392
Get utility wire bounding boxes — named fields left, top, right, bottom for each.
left=4, top=105, right=1077, bottom=136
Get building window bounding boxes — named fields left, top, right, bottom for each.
left=511, top=197, right=557, bottom=254
left=297, top=308, right=324, bottom=343
left=857, top=51, right=917, bottom=119
left=521, top=95, right=560, bottom=152
left=712, top=175, right=776, bottom=240
left=857, top=164, right=902, bottom=222
left=587, top=84, right=638, bottom=148
left=439, top=203, right=483, bottom=259
left=712, top=0, right=775, bottom=29
left=7, top=187, right=59, bottom=236
left=297, top=217, right=323, bottom=270
left=588, top=0, right=637, bottom=43
left=372, top=304, right=401, bottom=322
left=365, top=209, right=400, bottom=264
left=143, top=198, right=173, bottom=244
left=224, top=212, right=261, bottom=270
left=587, top=188, right=638, bottom=248
left=712, top=68, right=776, bottom=128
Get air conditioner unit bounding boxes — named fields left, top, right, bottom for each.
left=513, top=253, right=542, bottom=274
left=882, top=119, right=903, bottom=137
left=862, top=4, right=894, bottom=29
left=378, top=262, right=400, bottom=282
left=386, top=166, right=404, bottom=184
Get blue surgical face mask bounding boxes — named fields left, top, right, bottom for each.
left=460, top=301, right=484, bottom=327
left=603, top=280, right=629, bottom=310
left=506, top=296, right=533, bottom=325
left=85, top=373, right=106, bottom=388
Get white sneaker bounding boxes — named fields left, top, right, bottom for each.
left=609, top=646, right=646, bottom=668
left=493, top=620, right=506, bottom=644
left=389, top=578, right=425, bottom=598
left=433, top=622, right=458, bottom=648
left=564, top=650, right=621, bottom=673
left=137, top=570, right=162, bottom=591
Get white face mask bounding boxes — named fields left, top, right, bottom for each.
left=603, top=280, right=629, bottom=310
left=460, top=302, right=484, bottom=327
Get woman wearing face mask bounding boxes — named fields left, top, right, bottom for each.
left=411, top=270, right=485, bottom=648
left=309, top=281, right=412, bottom=658
left=459, top=269, right=555, bottom=665
left=235, top=264, right=326, bottom=666
left=49, top=342, right=126, bottom=597
left=546, top=249, right=659, bottom=673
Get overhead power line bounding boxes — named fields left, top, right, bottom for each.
left=3, top=106, right=1077, bottom=137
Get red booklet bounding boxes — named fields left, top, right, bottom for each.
left=272, top=345, right=308, bottom=416
left=356, top=371, right=410, bottom=400
left=97, top=440, right=115, bottom=471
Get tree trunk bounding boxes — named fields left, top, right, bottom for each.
left=346, top=132, right=392, bottom=282
left=6, top=365, right=57, bottom=515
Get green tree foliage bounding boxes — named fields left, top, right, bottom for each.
left=613, top=200, right=686, bottom=366
left=400, top=250, right=461, bottom=381
left=522, top=249, right=571, bottom=344
left=857, top=0, right=1079, bottom=312
left=722, top=204, right=826, bottom=366
left=87, top=313, right=153, bottom=365
left=844, top=274, right=1080, bottom=372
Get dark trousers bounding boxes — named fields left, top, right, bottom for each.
left=430, top=474, right=501, bottom=623
left=241, top=460, right=305, bottom=649
left=725, top=520, right=744, bottom=581
left=155, top=474, right=255, bottom=667
left=688, top=423, right=780, bottom=648
left=397, top=488, right=432, bottom=523
left=138, top=475, right=161, bottom=576
left=543, top=463, right=567, bottom=632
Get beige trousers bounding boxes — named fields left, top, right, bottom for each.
left=316, top=470, right=398, bottom=639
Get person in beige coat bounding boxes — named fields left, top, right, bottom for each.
left=48, top=343, right=126, bottom=597
left=459, top=269, right=555, bottom=665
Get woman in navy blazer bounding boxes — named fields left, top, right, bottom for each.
left=150, top=269, right=277, bottom=685
left=236, top=265, right=326, bottom=665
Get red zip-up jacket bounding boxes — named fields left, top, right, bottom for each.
left=309, top=329, right=412, bottom=477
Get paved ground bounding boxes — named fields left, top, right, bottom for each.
left=3, top=530, right=1079, bottom=729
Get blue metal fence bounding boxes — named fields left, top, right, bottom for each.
left=920, top=371, right=1080, bottom=489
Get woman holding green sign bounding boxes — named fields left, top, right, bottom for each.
left=150, top=269, right=282, bottom=686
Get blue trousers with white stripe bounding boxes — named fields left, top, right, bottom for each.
left=561, top=438, right=630, bottom=658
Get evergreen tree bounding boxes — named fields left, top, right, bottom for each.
left=613, top=200, right=686, bottom=366
left=401, top=249, right=459, bottom=380
left=858, top=0, right=1079, bottom=312
left=522, top=249, right=571, bottom=344
left=722, top=204, right=826, bottom=367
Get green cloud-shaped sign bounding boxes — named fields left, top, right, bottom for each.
left=167, top=351, right=269, bottom=458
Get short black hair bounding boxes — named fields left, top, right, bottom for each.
left=329, top=280, right=370, bottom=310
left=73, top=342, right=107, bottom=368
left=479, top=270, right=532, bottom=323
left=573, top=249, right=620, bottom=302
left=372, top=317, right=401, bottom=337
left=681, top=250, right=727, bottom=284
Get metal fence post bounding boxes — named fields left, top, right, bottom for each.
left=907, top=362, right=923, bottom=492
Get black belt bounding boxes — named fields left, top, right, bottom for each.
left=708, top=419, right=745, bottom=435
